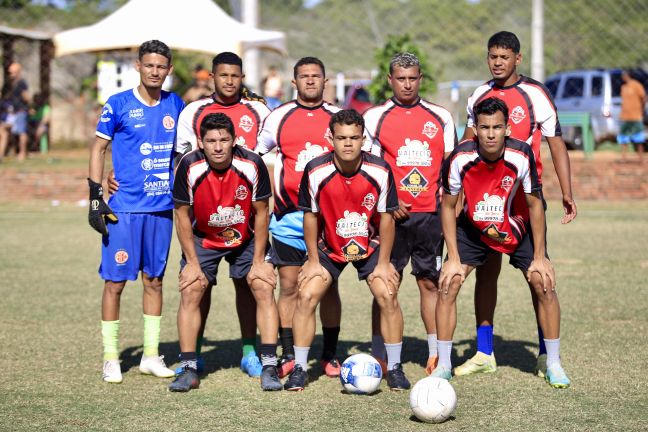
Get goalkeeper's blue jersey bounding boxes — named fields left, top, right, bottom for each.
left=96, top=88, right=184, bottom=213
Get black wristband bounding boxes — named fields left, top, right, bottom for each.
left=88, top=178, right=104, bottom=200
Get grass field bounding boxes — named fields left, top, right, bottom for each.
left=1, top=200, right=647, bottom=431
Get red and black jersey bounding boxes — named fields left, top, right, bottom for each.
left=466, top=76, right=560, bottom=181
left=298, top=151, right=399, bottom=263
left=364, top=97, right=456, bottom=213
left=256, top=101, right=339, bottom=217
left=173, top=146, right=271, bottom=250
left=442, top=137, right=541, bottom=254
left=175, top=95, right=270, bottom=154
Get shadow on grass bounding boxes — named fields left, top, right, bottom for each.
left=453, top=335, right=539, bottom=374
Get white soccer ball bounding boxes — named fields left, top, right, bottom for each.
left=409, top=376, right=457, bottom=423
left=339, top=353, right=383, bottom=395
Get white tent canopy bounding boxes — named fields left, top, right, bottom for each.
left=53, top=0, right=286, bottom=57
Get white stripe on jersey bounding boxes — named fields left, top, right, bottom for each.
left=175, top=97, right=211, bottom=155
left=447, top=151, right=479, bottom=196
left=232, top=156, right=260, bottom=200
left=361, top=162, right=392, bottom=212
left=306, top=162, right=337, bottom=213
left=186, top=158, right=209, bottom=205
left=504, top=150, right=532, bottom=193
left=419, top=99, right=457, bottom=153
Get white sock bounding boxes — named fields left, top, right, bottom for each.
left=372, top=335, right=386, bottom=360
left=385, top=342, right=403, bottom=370
left=427, top=334, right=438, bottom=357
left=294, top=346, right=310, bottom=370
left=544, top=338, right=561, bottom=368
left=437, top=340, right=453, bottom=370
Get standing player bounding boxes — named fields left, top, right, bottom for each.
left=432, top=97, right=570, bottom=389
left=285, top=109, right=411, bottom=391
left=363, top=52, right=456, bottom=375
left=88, top=40, right=184, bottom=383
left=174, top=52, right=271, bottom=377
left=457, top=31, right=577, bottom=378
left=256, top=57, right=343, bottom=378
left=169, top=113, right=281, bottom=392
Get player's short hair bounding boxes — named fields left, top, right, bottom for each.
left=389, top=52, right=420, bottom=74
left=329, top=109, right=364, bottom=133
left=487, top=31, right=521, bottom=54
left=212, top=52, right=243, bottom=71
left=199, top=113, right=235, bottom=141
left=139, top=40, right=172, bottom=63
left=293, top=57, right=326, bottom=78
left=474, top=97, right=509, bottom=124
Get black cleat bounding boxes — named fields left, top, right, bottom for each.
left=386, top=363, right=411, bottom=391
left=260, top=365, right=283, bottom=391
left=168, top=367, right=200, bottom=392
left=284, top=364, right=308, bottom=391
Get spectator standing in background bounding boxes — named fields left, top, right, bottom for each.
left=0, top=62, right=30, bottom=162
left=618, top=71, right=646, bottom=162
left=262, top=66, right=284, bottom=110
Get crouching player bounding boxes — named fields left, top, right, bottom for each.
left=284, top=109, right=411, bottom=391
left=431, top=97, right=570, bottom=388
left=169, top=113, right=282, bottom=392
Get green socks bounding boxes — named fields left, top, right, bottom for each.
left=242, top=337, right=256, bottom=356
left=101, top=320, right=120, bottom=361
left=142, top=314, right=161, bottom=357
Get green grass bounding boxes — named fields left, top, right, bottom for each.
left=1, top=201, right=647, bottom=431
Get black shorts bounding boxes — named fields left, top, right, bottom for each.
left=455, top=220, right=548, bottom=272
left=270, top=237, right=306, bottom=267
left=180, top=238, right=266, bottom=285
left=391, top=212, right=443, bottom=281
left=318, top=247, right=380, bottom=281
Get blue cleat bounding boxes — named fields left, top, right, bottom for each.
left=545, top=364, right=571, bottom=389
left=240, top=352, right=262, bottom=377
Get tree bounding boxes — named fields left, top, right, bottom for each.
left=367, top=34, right=436, bottom=104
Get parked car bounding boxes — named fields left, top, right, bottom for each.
left=545, top=68, right=648, bottom=149
left=343, top=80, right=374, bottom=114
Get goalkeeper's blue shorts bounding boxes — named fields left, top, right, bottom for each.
left=99, top=210, right=173, bottom=281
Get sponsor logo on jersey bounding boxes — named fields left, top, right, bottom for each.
left=482, top=223, right=511, bottom=243
left=399, top=167, right=429, bottom=197
left=422, top=121, right=439, bottom=139
left=140, top=143, right=153, bottom=155
left=235, top=136, right=247, bottom=149
left=473, top=193, right=505, bottom=222
left=141, top=158, right=154, bottom=171
left=336, top=211, right=369, bottom=238
left=114, top=249, right=129, bottom=264
left=216, top=227, right=242, bottom=246
left=296, top=142, right=327, bottom=172
left=396, top=138, right=432, bottom=167
left=341, top=239, right=368, bottom=262
left=129, top=108, right=144, bottom=120
left=235, top=185, right=249, bottom=200
left=361, top=193, right=376, bottom=211
left=500, top=176, right=514, bottom=191
left=509, top=106, right=526, bottom=125
left=100, top=103, right=113, bottom=123
left=141, top=157, right=170, bottom=171
left=239, top=115, right=254, bottom=133
left=162, top=115, right=175, bottom=130
left=208, top=205, right=246, bottom=228
left=143, top=172, right=170, bottom=196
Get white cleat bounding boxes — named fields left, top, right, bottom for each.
left=102, top=360, right=123, bottom=384
left=139, top=355, right=175, bottom=378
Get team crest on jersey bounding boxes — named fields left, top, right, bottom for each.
left=239, top=115, right=254, bottom=133
left=500, top=176, right=514, bottom=191
left=100, top=103, right=113, bottom=122
left=341, top=239, right=368, bottom=262
left=483, top=223, right=511, bottom=243
left=361, top=193, right=376, bottom=211
left=141, top=158, right=154, bottom=171
left=296, top=142, right=327, bottom=172
left=114, top=249, right=129, bottom=265
left=473, top=193, right=505, bottom=222
left=399, top=168, right=429, bottom=197
left=140, top=143, right=152, bottom=155
left=216, top=227, right=242, bottom=246
left=162, top=115, right=175, bottom=129
left=422, top=121, right=439, bottom=139
left=509, top=106, right=526, bottom=125
left=396, top=138, right=432, bottom=167
left=235, top=136, right=248, bottom=149
left=208, top=205, right=246, bottom=227
left=336, top=211, right=369, bottom=238
left=235, top=185, right=249, bottom=200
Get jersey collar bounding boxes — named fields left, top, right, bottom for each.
left=390, top=96, right=421, bottom=109
left=132, top=88, right=161, bottom=107
left=491, top=75, right=524, bottom=90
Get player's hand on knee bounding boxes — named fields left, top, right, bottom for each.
left=87, top=178, right=118, bottom=236
left=179, top=262, right=207, bottom=291
left=392, top=200, right=412, bottom=222
left=439, top=260, right=465, bottom=295
left=298, top=260, right=328, bottom=290
left=106, top=169, right=120, bottom=195
left=527, top=257, right=555, bottom=293
left=368, top=262, right=400, bottom=295
left=247, top=261, right=276, bottom=289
